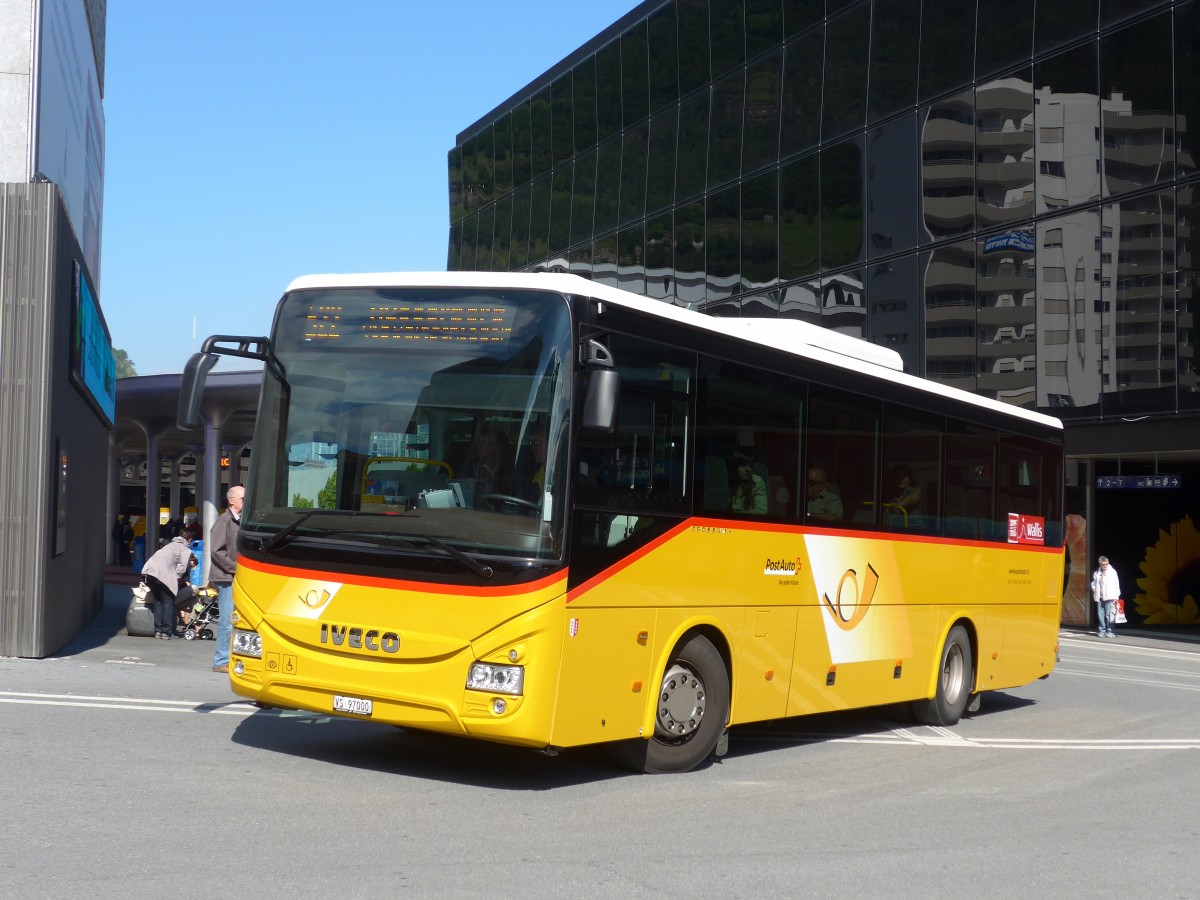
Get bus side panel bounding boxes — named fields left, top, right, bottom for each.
left=788, top=536, right=1061, bottom=715
left=785, top=599, right=940, bottom=716
left=975, top=602, right=1059, bottom=691
left=978, top=548, right=1063, bottom=690
left=564, top=523, right=809, bottom=738
left=727, top=606, right=799, bottom=726
left=558, top=525, right=1062, bottom=742
left=549, top=605, right=660, bottom=747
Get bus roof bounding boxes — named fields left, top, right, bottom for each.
left=284, top=271, right=1063, bottom=433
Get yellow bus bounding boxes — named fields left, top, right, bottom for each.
left=180, top=272, right=1064, bottom=773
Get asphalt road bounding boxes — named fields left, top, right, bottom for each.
left=2, top=586, right=1197, bottom=899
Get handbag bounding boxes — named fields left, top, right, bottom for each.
left=1113, top=597, right=1128, bottom=624
left=131, top=581, right=150, bottom=606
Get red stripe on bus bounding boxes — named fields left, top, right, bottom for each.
left=566, top=519, right=695, bottom=603
left=238, top=554, right=567, bottom=597
left=685, top=516, right=1065, bottom=553
left=565, top=516, right=1063, bottom=603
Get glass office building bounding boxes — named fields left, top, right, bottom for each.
left=448, top=0, right=1200, bottom=627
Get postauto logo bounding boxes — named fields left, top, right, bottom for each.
left=763, top=557, right=801, bottom=576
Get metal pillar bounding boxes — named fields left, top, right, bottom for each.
left=144, top=429, right=161, bottom=552
left=202, top=418, right=224, bottom=584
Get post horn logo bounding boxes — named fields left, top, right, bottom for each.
left=821, top=563, right=878, bottom=631
left=299, top=588, right=333, bottom=610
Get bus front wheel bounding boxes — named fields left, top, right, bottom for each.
left=618, top=634, right=730, bottom=774
left=912, top=624, right=974, bottom=726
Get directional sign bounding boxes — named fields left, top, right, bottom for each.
left=1095, top=475, right=1182, bottom=489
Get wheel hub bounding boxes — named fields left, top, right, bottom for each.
left=943, top=643, right=965, bottom=704
left=655, top=663, right=706, bottom=739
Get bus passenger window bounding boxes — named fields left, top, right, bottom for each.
left=881, top=407, right=943, bottom=535
left=698, top=359, right=804, bottom=520
left=806, top=386, right=879, bottom=529
left=805, top=466, right=843, bottom=522
left=945, top=426, right=997, bottom=540
left=730, top=452, right=768, bottom=514
left=573, top=334, right=694, bottom=515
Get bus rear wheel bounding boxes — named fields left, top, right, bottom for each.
left=619, top=634, right=730, bottom=774
left=912, top=624, right=974, bottom=726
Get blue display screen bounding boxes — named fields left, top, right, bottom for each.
left=72, top=263, right=115, bottom=425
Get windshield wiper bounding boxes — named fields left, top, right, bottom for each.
left=424, top=534, right=494, bottom=579
left=339, top=531, right=494, bottom=580
left=252, top=511, right=494, bottom=580
left=255, top=509, right=364, bottom=556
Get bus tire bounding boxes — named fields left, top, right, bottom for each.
left=618, top=634, right=730, bottom=774
left=912, top=624, right=973, bottom=726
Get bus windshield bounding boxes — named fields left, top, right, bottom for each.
left=245, top=287, right=572, bottom=574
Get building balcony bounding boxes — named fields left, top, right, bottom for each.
left=924, top=259, right=976, bottom=291
left=922, top=163, right=974, bottom=185
left=926, top=336, right=978, bottom=357
left=977, top=305, right=1036, bottom=326
left=921, top=118, right=974, bottom=146
left=976, top=161, right=1034, bottom=187
left=921, top=196, right=975, bottom=230
left=977, top=198, right=1035, bottom=227
left=975, top=127, right=1033, bottom=154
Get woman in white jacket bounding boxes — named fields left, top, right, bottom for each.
left=141, top=535, right=196, bottom=639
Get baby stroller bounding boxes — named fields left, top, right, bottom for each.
left=183, top=585, right=220, bottom=641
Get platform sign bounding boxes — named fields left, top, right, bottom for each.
left=1095, top=475, right=1182, bottom=490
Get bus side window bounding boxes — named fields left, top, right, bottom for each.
left=806, top=386, right=880, bottom=530
left=573, top=333, right=694, bottom=514
left=698, top=358, right=804, bottom=521
left=999, top=434, right=1061, bottom=544
left=881, top=406, right=944, bottom=535
left=945, top=426, right=998, bottom=540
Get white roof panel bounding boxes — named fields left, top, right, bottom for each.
left=284, top=271, right=1062, bottom=432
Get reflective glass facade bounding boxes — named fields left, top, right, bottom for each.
left=448, top=0, right=1199, bottom=429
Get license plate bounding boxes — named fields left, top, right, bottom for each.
left=333, top=694, right=373, bottom=716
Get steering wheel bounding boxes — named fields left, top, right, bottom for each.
left=480, top=494, right=540, bottom=514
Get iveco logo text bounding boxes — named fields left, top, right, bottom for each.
left=320, top=623, right=401, bottom=653
left=764, top=557, right=802, bottom=576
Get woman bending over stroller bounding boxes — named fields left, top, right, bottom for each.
left=141, top=535, right=197, bottom=639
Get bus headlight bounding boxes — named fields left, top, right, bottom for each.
left=466, top=662, right=524, bottom=695
left=232, top=628, right=262, bottom=659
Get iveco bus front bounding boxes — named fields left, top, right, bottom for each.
left=179, top=273, right=620, bottom=757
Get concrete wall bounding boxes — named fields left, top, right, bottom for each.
left=0, top=0, right=33, bottom=182
left=0, top=181, right=107, bottom=657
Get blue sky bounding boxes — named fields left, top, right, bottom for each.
left=101, top=1, right=637, bottom=375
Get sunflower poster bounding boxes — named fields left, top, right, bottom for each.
left=1091, top=477, right=1200, bottom=629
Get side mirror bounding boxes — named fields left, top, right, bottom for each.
left=177, top=335, right=279, bottom=430
left=582, top=368, right=620, bottom=434
left=177, top=351, right=219, bottom=429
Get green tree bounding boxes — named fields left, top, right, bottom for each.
left=114, top=348, right=137, bottom=378
left=318, top=473, right=336, bottom=509
left=291, top=493, right=314, bottom=508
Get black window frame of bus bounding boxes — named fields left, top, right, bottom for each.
left=567, top=295, right=1063, bottom=550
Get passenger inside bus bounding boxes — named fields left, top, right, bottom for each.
left=888, top=464, right=922, bottom=514
left=806, top=466, right=843, bottom=522
left=460, top=427, right=513, bottom=504
left=729, top=451, right=767, bottom=515
left=516, top=424, right=548, bottom=503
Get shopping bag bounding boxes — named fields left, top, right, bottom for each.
left=131, top=581, right=150, bottom=606
left=1113, top=597, right=1128, bottom=624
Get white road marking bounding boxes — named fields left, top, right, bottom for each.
left=744, top=727, right=1200, bottom=750
left=0, top=690, right=258, bottom=716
